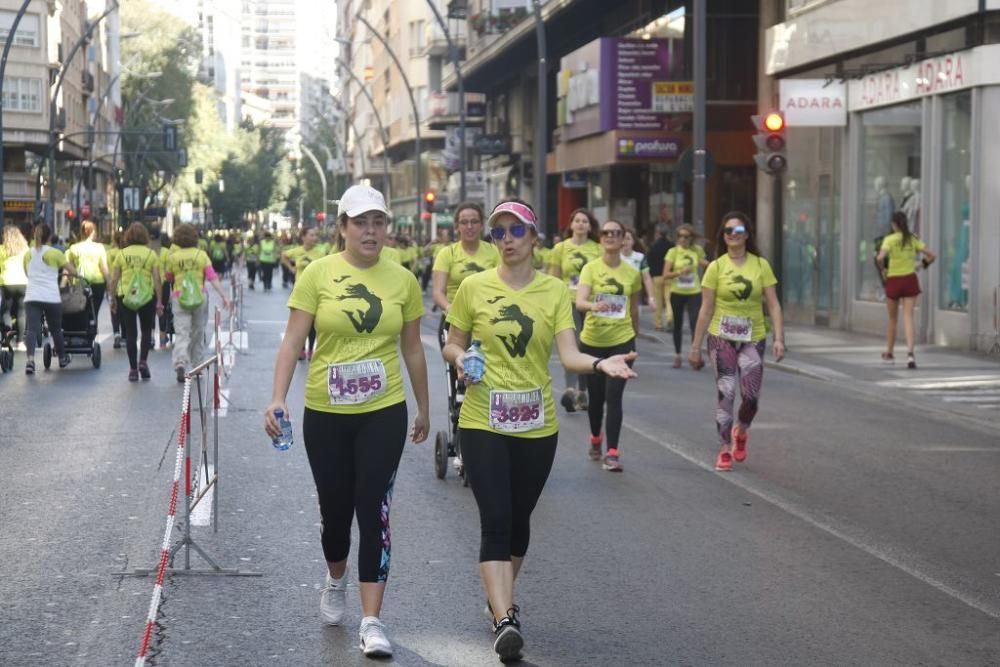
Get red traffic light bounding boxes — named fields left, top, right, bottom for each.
left=763, top=112, right=784, bottom=132
left=315, top=211, right=327, bottom=222
left=424, top=191, right=436, bottom=204
left=66, top=208, right=76, bottom=220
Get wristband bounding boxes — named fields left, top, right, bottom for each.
left=592, top=358, right=604, bottom=374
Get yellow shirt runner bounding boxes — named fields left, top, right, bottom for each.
left=578, top=258, right=641, bottom=347
left=702, top=253, right=777, bottom=343
left=549, top=239, right=601, bottom=292
left=432, top=241, right=500, bottom=302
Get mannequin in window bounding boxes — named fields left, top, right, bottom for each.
left=898, top=176, right=913, bottom=213
left=947, top=174, right=971, bottom=309
left=903, top=178, right=921, bottom=236
left=874, top=176, right=894, bottom=234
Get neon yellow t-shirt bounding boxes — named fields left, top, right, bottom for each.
left=197, top=238, right=209, bottom=252
left=533, top=246, right=551, bottom=271
left=288, top=253, right=424, bottom=415
left=429, top=242, right=446, bottom=259
left=165, top=247, right=212, bottom=299
left=578, top=257, right=641, bottom=348
left=432, top=241, right=501, bottom=302
left=447, top=269, right=576, bottom=439
left=665, top=245, right=706, bottom=295
left=112, top=245, right=159, bottom=300
left=549, top=238, right=601, bottom=292
left=702, top=253, right=777, bottom=343
left=208, top=241, right=227, bottom=261
left=380, top=246, right=402, bottom=264
left=283, top=244, right=304, bottom=266
left=880, top=232, right=925, bottom=278
left=66, top=240, right=108, bottom=285
left=294, top=245, right=327, bottom=276
left=24, top=247, right=67, bottom=270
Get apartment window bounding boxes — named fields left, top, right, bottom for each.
left=2, top=77, right=42, bottom=112
left=0, top=11, right=40, bottom=47
left=409, top=20, right=425, bottom=55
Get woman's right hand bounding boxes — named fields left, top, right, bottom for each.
left=591, top=300, right=612, bottom=313
left=263, top=400, right=290, bottom=440
left=688, top=347, right=705, bottom=370
left=453, top=351, right=476, bottom=384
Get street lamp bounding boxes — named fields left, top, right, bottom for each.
left=349, top=16, right=424, bottom=239
left=299, top=143, right=327, bottom=226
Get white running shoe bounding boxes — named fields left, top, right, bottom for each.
left=358, top=616, right=393, bottom=657
left=320, top=568, right=348, bottom=625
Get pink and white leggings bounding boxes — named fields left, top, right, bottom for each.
left=707, top=335, right=767, bottom=447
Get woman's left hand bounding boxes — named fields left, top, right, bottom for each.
left=600, top=352, right=639, bottom=379
left=410, top=411, right=429, bottom=444
left=647, top=295, right=656, bottom=308
left=772, top=340, right=786, bottom=362
left=155, top=301, right=164, bottom=315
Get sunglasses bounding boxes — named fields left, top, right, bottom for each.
left=490, top=223, right=529, bottom=241
left=601, top=229, right=623, bottom=238
left=723, top=225, right=746, bottom=236
left=678, top=233, right=692, bottom=239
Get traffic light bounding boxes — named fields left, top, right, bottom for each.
left=423, top=191, right=436, bottom=213
left=751, top=111, right=787, bottom=174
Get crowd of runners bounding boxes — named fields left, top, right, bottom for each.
left=261, top=183, right=789, bottom=662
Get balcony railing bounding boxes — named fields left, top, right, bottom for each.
left=469, top=7, right=529, bottom=36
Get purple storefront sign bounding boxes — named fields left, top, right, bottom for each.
left=600, top=38, right=677, bottom=132
left=559, top=36, right=682, bottom=140
left=617, top=136, right=682, bottom=159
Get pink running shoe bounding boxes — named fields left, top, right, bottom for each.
left=731, top=426, right=748, bottom=462
left=715, top=450, right=733, bottom=472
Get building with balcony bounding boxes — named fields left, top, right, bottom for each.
left=444, top=0, right=759, bottom=241
left=335, top=0, right=461, bottom=230
left=760, top=0, right=1000, bottom=352
left=1, top=0, right=120, bottom=238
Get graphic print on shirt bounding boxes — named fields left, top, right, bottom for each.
left=332, top=274, right=350, bottom=283
left=463, top=261, right=487, bottom=274
left=336, top=284, right=383, bottom=333
left=601, top=274, right=625, bottom=295
left=570, top=251, right=588, bottom=273
left=489, top=303, right=534, bottom=357
left=727, top=272, right=753, bottom=301
left=486, top=294, right=505, bottom=304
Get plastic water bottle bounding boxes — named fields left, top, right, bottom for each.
left=272, top=409, right=293, bottom=451
left=464, top=340, right=485, bottom=383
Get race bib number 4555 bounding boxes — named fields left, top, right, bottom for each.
left=328, top=359, right=387, bottom=405
left=489, top=388, right=544, bottom=433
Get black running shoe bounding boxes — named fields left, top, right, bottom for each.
left=25, top=359, right=35, bottom=375
left=492, top=606, right=523, bottom=662
left=58, top=354, right=71, bottom=369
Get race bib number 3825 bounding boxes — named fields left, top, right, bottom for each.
left=489, top=388, right=544, bottom=433
left=327, top=359, right=387, bottom=405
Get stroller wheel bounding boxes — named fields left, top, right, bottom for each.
left=91, top=342, right=101, bottom=368
left=0, top=349, right=12, bottom=372
left=434, top=431, right=449, bottom=480
left=43, top=342, right=52, bottom=370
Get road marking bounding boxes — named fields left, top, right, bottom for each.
left=940, top=395, right=1000, bottom=404
left=623, top=421, right=1000, bottom=620
left=878, top=375, right=1000, bottom=390
left=190, top=464, right=214, bottom=526
left=915, top=446, right=999, bottom=452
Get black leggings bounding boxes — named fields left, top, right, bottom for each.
left=120, top=300, right=156, bottom=369
left=670, top=292, right=701, bottom=354
left=260, top=262, right=276, bottom=289
left=303, top=402, right=408, bottom=583
left=246, top=261, right=258, bottom=284
left=24, top=301, right=65, bottom=358
left=580, top=338, right=636, bottom=450
left=3, top=284, right=26, bottom=342
left=158, top=283, right=173, bottom=337
left=460, top=428, right=558, bottom=562
left=90, top=283, right=106, bottom=327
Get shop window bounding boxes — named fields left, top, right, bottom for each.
left=857, top=101, right=922, bottom=302
left=939, top=91, right=971, bottom=312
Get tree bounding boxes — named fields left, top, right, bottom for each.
left=207, top=125, right=293, bottom=228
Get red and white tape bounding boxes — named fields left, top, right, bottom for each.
left=134, top=380, right=192, bottom=667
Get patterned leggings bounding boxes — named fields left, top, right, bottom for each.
left=708, top=335, right=766, bottom=447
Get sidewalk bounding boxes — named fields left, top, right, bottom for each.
left=637, top=307, right=1000, bottom=424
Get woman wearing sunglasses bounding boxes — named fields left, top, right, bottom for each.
left=548, top=208, right=602, bottom=413
left=575, top=219, right=642, bottom=471
left=689, top=212, right=785, bottom=472
left=264, top=185, right=429, bottom=658
left=443, top=198, right=636, bottom=662
left=663, top=224, right=709, bottom=368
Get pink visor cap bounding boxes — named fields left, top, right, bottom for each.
left=487, top=201, right=537, bottom=229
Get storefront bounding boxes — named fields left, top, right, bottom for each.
left=777, top=44, right=1000, bottom=351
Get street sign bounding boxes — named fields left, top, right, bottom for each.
left=163, top=125, right=177, bottom=151
left=474, top=134, right=512, bottom=156
left=652, top=81, right=695, bottom=113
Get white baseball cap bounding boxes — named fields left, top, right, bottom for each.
left=337, top=185, right=390, bottom=218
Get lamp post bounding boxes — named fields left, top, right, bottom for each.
left=425, top=0, right=466, bottom=201
left=0, top=0, right=35, bottom=216
left=350, top=18, right=423, bottom=237
left=299, top=143, right=327, bottom=224
left=528, top=1, right=549, bottom=234
left=45, top=0, right=120, bottom=230
left=326, top=93, right=367, bottom=177
left=335, top=57, right=392, bottom=204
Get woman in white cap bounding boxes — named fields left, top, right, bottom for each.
left=442, top=197, right=636, bottom=662
left=264, top=184, right=430, bottom=658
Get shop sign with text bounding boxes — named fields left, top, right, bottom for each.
left=779, top=79, right=846, bottom=126
left=617, top=136, right=682, bottom=160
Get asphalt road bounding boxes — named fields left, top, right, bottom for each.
left=1, top=282, right=997, bottom=666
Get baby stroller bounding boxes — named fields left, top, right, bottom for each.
left=44, top=276, right=101, bottom=369
left=433, top=317, right=469, bottom=486
left=0, top=290, right=14, bottom=373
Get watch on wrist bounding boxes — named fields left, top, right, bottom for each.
left=592, top=358, right=604, bottom=374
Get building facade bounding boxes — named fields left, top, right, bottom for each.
left=1, top=0, right=119, bottom=238
left=761, top=0, right=1000, bottom=352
